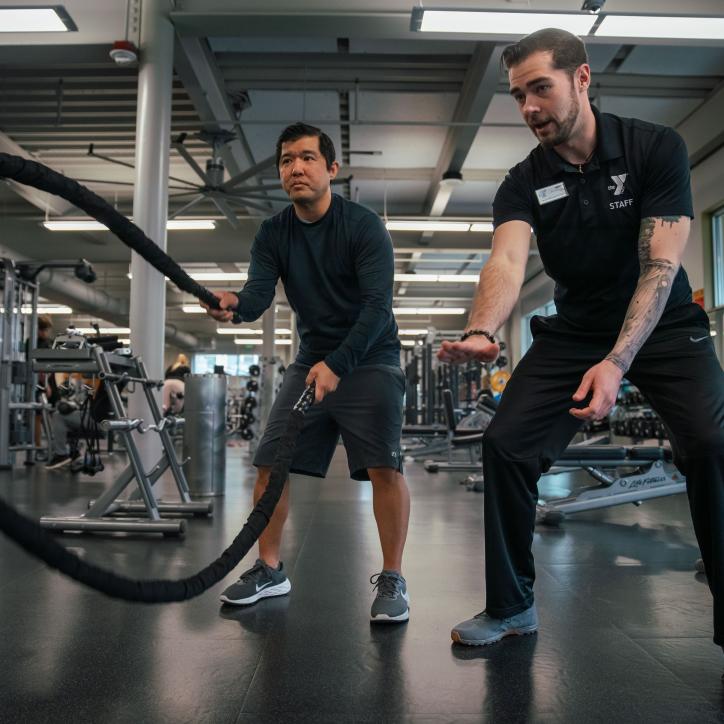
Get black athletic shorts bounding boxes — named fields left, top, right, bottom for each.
left=253, top=362, right=405, bottom=481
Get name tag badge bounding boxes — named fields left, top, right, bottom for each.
left=535, top=182, right=568, bottom=206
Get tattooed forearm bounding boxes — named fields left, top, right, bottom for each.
left=605, top=217, right=682, bottom=373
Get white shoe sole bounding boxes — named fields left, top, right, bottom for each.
left=451, top=625, right=538, bottom=646
left=219, top=579, right=291, bottom=606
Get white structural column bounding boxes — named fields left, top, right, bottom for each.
left=128, top=0, right=174, bottom=467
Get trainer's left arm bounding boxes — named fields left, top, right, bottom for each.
left=571, top=128, right=693, bottom=421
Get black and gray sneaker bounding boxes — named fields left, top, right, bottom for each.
left=370, top=570, right=410, bottom=623
left=45, top=454, right=71, bottom=470
left=219, top=559, right=291, bottom=606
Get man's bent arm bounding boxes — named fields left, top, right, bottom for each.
left=605, top=215, right=690, bottom=373
left=466, top=220, right=531, bottom=334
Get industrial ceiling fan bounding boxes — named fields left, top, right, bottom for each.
left=84, top=129, right=352, bottom=229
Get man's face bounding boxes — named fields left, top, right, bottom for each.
left=508, top=50, right=588, bottom=148
left=278, top=135, right=339, bottom=205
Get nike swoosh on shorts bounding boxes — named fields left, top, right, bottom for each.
left=690, top=335, right=709, bottom=343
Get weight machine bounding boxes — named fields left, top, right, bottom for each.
left=33, top=333, right=213, bottom=537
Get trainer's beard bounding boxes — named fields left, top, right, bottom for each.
left=538, top=87, right=580, bottom=148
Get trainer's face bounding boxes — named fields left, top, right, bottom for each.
left=508, top=51, right=589, bottom=148
left=279, top=136, right=339, bottom=206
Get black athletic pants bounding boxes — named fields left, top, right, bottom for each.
left=482, top=304, right=724, bottom=645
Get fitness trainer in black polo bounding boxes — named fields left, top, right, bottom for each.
left=494, top=104, right=694, bottom=332
left=439, top=28, right=724, bottom=653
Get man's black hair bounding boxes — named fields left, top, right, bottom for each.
left=275, top=122, right=336, bottom=171
left=501, top=28, right=588, bottom=76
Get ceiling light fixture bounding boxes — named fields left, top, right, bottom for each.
left=43, top=219, right=216, bottom=231
left=386, top=220, right=472, bottom=233
left=393, top=307, right=466, bottom=315
left=0, top=7, right=76, bottom=32
left=394, top=274, right=478, bottom=283
left=189, top=271, right=247, bottom=282
left=595, top=15, right=724, bottom=40
left=411, top=7, right=597, bottom=36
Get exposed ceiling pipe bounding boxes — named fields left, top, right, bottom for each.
left=36, top=269, right=199, bottom=349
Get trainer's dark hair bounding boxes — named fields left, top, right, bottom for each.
left=502, top=28, right=588, bottom=76
left=275, top=123, right=336, bottom=171
left=37, top=314, right=53, bottom=332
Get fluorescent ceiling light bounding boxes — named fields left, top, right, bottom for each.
left=416, top=10, right=596, bottom=36
left=386, top=220, right=471, bottom=232
left=393, top=307, right=466, bottom=315
left=470, top=222, right=494, bottom=233
left=398, top=329, right=430, bottom=335
left=0, top=8, right=74, bottom=32
left=118, top=339, right=131, bottom=345
left=167, top=220, right=215, bottom=230
left=217, top=327, right=293, bottom=335
left=233, top=338, right=292, bottom=346
left=595, top=15, right=724, bottom=40
left=400, top=340, right=417, bottom=347
left=190, top=272, right=246, bottom=282
left=182, top=305, right=206, bottom=314
left=394, top=273, right=478, bottom=283
left=44, top=218, right=215, bottom=231
left=5, top=305, right=73, bottom=314
left=73, top=327, right=131, bottom=335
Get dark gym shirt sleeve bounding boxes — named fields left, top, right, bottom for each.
left=640, top=127, right=694, bottom=220
left=234, top=222, right=280, bottom=321
left=492, top=166, right=536, bottom=231
left=324, top=212, right=395, bottom=377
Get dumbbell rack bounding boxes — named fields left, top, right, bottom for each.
left=32, top=342, right=212, bottom=537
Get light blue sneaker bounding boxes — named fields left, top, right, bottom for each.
left=451, top=604, right=538, bottom=645
left=370, top=570, right=410, bottom=623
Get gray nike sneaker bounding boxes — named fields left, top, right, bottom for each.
left=219, top=559, right=291, bottom=606
left=370, top=570, right=410, bottom=623
left=451, top=605, right=538, bottom=646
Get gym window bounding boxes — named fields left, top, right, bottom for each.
left=713, top=206, right=724, bottom=308
left=192, top=354, right=259, bottom=376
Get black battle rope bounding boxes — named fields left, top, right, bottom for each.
left=0, top=151, right=310, bottom=602
left=0, top=383, right=314, bottom=602
left=0, top=152, right=222, bottom=310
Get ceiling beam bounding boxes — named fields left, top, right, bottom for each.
left=412, top=42, right=503, bottom=267
left=173, top=35, right=273, bottom=216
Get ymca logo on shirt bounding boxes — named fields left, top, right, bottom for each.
left=608, top=172, right=633, bottom=210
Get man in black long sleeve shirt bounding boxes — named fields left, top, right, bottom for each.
left=205, top=123, right=411, bottom=622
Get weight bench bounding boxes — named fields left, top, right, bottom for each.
left=418, top=390, right=495, bottom=473
left=536, top=444, right=685, bottom=525
left=459, top=442, right=684, bottom=525
left=422, top=389, right=493, bottom=472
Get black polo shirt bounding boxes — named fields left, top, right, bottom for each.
left=493, top=105, right=694, bottom=333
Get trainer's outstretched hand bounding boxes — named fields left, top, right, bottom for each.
left=202, top=291, right=239, bottom=323
left=437, top=336, right=500, bottom=365
left=569, top=359, right=622, bottom=421
left=306, top=361, right=340, bottom=403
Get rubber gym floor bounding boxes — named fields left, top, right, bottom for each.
left=1, top=445, right=722, bottom=723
